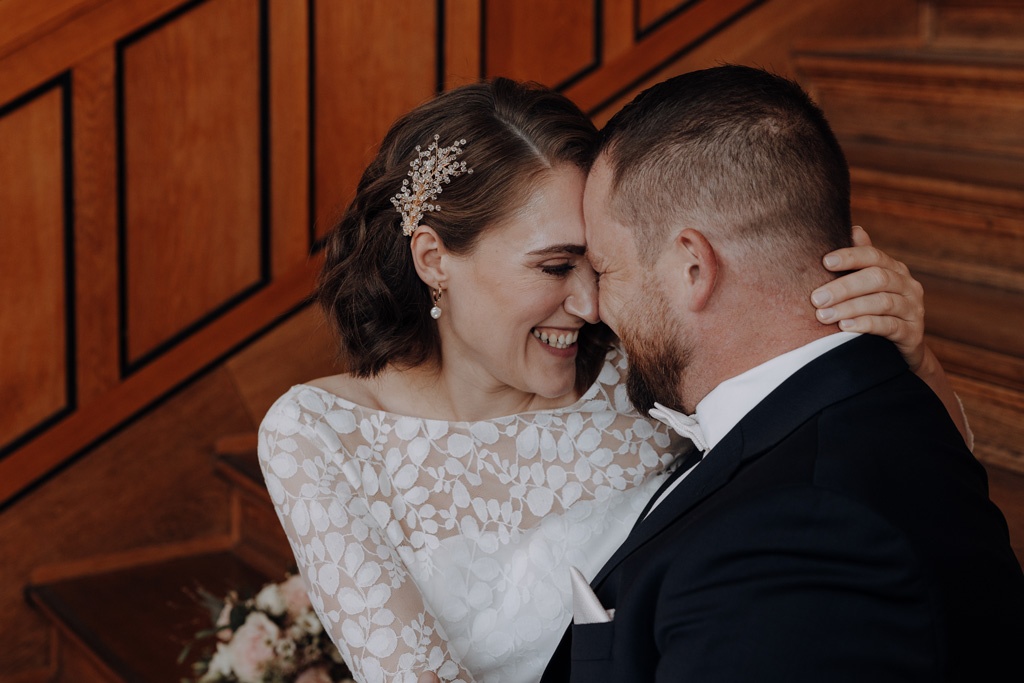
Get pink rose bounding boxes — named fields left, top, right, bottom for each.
left=280, top=574, right=312, bottom=617
left=226, top=612, right=279, bottom=683
left=295, top=666, right=333, bottom=683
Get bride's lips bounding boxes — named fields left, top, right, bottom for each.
left=531, top=327, right=579, bottom=358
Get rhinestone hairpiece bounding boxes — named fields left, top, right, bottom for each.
left=391, top=135, right=472, bottom=237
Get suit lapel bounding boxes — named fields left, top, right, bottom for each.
left=592, top=335, right=908, bottom=589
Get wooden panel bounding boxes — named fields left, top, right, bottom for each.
left=637, top=0, right=694, bottom=36
left=0, top=0, right=108, bottom=59
left=120, top=0, right=265, bottom=369
left=849, top=166, right=1024, bottom=292
left=268, top=0, right=311, bottom=273
left=932, top=2, right=1024, bottom=51
left=73, top=52, right=120, bottom=404
left=445, top=0, right=483, bottom=87
left=954, top=374, right=1024, bottom=474
left=312, top=0, right=437, bottom=237
left=484, top=0, right=599, bottom=89
left=0, top=0, right=187, bottom=107
left=565, top=0, right=762, bottom=115
left=0, top=79, right=72, bottom=453
left=795, top=52, right=1024, bottom=156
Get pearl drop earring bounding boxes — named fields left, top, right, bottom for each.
left=430, top=286, right=443, bottom=319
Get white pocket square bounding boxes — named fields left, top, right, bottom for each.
left=570, top=566, right=614, bottom=624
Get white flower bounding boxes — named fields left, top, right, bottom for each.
left=199, top=642, right=234, bottom=681
left=296, top=610, right=324, bottom=635
left=254, top=582, right=287, bottom=616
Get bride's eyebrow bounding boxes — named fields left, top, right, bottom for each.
left=526, top=244, right=587, bottom=257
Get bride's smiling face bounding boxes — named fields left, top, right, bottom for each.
left=439, top=166, right=599, bottom=399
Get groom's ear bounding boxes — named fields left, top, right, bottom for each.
left=674, top=228, right=718, bottom=312
left=409, top=226, right=449, bottom=286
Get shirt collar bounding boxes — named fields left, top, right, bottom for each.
left=694, top=332, right=861, bottom=452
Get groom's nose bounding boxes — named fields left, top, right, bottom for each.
left=565, top=268, right=599, bottom=323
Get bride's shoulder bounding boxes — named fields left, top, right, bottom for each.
left=305, top=373, right=383, bottom=409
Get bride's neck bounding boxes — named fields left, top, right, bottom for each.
left=374, top=363, right=578, bottom=422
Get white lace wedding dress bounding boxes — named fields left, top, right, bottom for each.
left=258, top=347, right=684, bottom=683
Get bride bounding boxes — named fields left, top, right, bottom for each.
left=258, top=78, right=966, bottom=683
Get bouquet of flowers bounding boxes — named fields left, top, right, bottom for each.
left=181, top=574, right=354, bottom=683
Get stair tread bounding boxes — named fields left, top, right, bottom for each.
left=845, top=141, right=1024, bottom=192
left=797, top=45, right=1024, bottom=68
left=919, top=273, right=1024, bottom=361
left=29, top=551, right=273, bottom=683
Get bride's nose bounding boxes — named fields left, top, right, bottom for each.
left=565, top=267, right=599, bottom=323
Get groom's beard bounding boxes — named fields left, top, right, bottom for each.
left=619, top=291, right=689, bottom=415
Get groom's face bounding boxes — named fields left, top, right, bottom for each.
left=584, top=158, right=689, bottom=413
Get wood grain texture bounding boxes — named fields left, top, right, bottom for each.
left=0, top=0, right=187, bottom=106
left=269, top=0, right=311, bottom=274
left=224, top=304, right=338, bottom=426
left=73, top=51, right=120, bottom=404
left=121, top=0, right=263, bottom=365
left=312, top=0, right=437, bottom=236
left=795, top=51, right=1024, bottom=156
left=0, top=258, right=318, bottom=506
left=0, top=366, right=250, bottom=674
left=484, top=0, right=598, bottom=88
left=636, top=0, right=692, bottom=34
left=0, top=83, right=70, bottom=449
left=444, top=0, right=483, bottom=87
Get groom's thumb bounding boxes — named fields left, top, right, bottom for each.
left=418, top=673, right=441, bottom=683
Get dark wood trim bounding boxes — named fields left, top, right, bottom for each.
left=634, top=0, right=701, bottom=41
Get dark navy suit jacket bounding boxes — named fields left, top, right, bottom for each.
left=542, top=335, right=1024, bottom=682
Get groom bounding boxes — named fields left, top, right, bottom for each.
left=539, top=66, right=1024, bottom=682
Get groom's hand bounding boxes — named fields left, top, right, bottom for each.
left=418, top=673, right=441, bottom=683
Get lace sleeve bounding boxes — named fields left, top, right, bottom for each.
left=258, top=399, right=474, bottom=683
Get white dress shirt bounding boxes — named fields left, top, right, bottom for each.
left=645, top=331, right=861, bottom=516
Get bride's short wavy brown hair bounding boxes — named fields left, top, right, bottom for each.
left=317, top=78, right=613, bottom=394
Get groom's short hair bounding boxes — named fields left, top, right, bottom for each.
left=599, top=65, right=852, bottom=284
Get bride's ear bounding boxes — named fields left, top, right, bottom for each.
left=409, top=226, right=449, bottom=287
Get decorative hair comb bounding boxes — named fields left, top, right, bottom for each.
left=391, top=135, right=472, bottom=236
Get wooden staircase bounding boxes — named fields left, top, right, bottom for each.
left=26, top=439, right=286, bottom=683
left=794, top=38, right=1024, bottom=473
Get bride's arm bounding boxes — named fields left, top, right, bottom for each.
left=258, top=397, right=475, bottom=683
left=811, top=226, right=972, bottom=449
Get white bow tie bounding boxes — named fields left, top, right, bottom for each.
left=649, top=402, right=709, bottom=453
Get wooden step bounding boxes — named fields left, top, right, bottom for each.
left=213, top=434, right=295, bottom=578
left=794, top=47, right=1024, bottom=156
left=27, top=550, right=274, bottom=683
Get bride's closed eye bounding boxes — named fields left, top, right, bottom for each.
left=541, top=262, right=577, bottom=276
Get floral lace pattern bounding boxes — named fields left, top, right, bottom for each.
left=258, top=347, right=685, bottom=683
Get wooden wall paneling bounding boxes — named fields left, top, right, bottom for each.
left=0, top=0, right=109, bottom=59
left=0, top=0, right=187, bottom=109
left=795, top=54, right=1024, bottom=157
left=0, top=76, right=74, bottom=458
left=931, top=3, right=1024, bottom=51
left=849, top=169, right=1024, bottom=292
left=483, top=0, right=600, bottom=89
left=269, top=0, right=311, bottom=272
left=311, top=0, right=439, bottom=239
left=444, top=0, right=483, bottom=88
left=119, top=0, right=267, bottom=371
left=0, top=257, right=319, bottom=507
left=603, top=0, right=636, bottom=62
left=73, top=51, right=120, bottom=404
left=636, top=0, right=698, bottom=38
left=565, top=0, right=762, bottom=115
